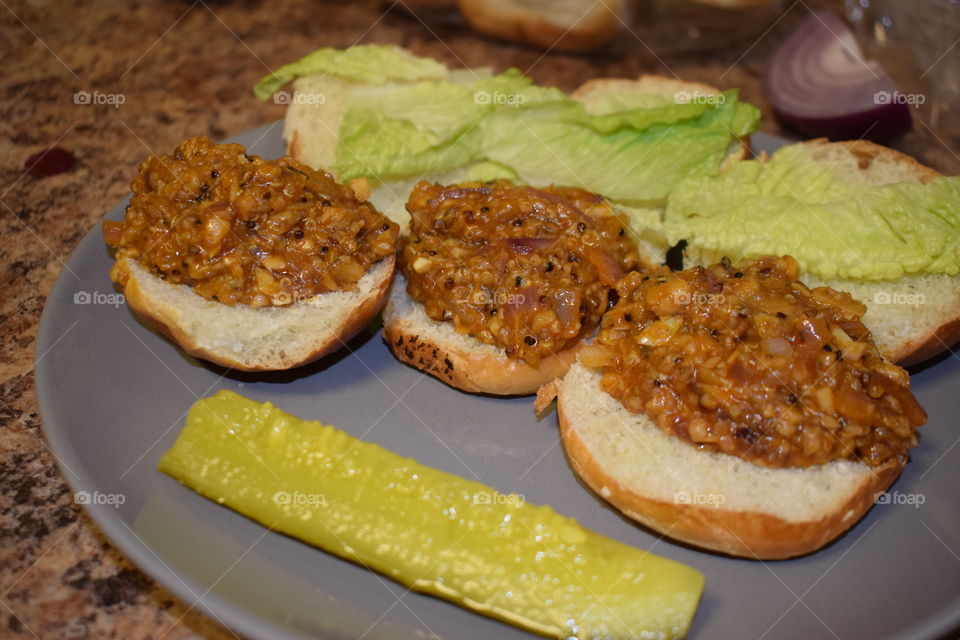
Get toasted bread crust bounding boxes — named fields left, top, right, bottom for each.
left=571, top=75, right=725, bottom=104
left=799, top=138, right=941, bottom=184
left=112, top=255, right=394, bottom=372
left=382, top=309, right=582, bottom=396
left=287, top=129, right=305, bottom=166
left=556, top=387, right=904, bottom=560
left=457, top=0, right=624, bottom=52
left=893, top=316, right=960, bottom=368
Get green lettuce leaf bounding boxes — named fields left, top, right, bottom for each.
left=480, top=91, right=758, bottom=204
left=258, top=46, right=761, bottom=210
left=253, top=45, right=448, bottom=100
left=665, top=144, right=960, bottom=279
left=337, top=107, right=485, bottom=180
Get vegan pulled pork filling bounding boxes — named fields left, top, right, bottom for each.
left=582, top=256, right=925, bottom=468
left=400, top=180, right=640, bottom=365
left=103, top=136, right=398, bottom=307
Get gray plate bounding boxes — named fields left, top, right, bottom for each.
left=36, top=124, right=960, bottom=640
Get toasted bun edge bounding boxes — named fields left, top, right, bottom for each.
left=112, top=255, right=395, bottom=372
left=382, top=285, right=582, bottom=395
left=556, top=373, right=904, bottom=560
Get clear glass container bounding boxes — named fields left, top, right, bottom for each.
left=629, top=0, right=786, bottom=54
left=845, top=0, right=960, bottom=145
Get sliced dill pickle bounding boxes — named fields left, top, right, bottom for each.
left=158, top=391, right=704, bottom=639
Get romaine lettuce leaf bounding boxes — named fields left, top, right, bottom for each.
left=481, top=91, right=758, bottom=203
left=257, top=46, right=761, bottom=209
left=253, top=45, right=448, bottom=100
left=665, top=144, right=960, bottom=279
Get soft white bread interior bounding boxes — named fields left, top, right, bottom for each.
left=382, top=273, right=582, bottom=395
left=803, top=272, right=960, bottom=367
left=675, top=139, right=960, bottom=366
left=284, top=75, right=349, bottom=174
left=110, top=255, right=395, bottom=372
left=545, top=361, right=902, bottom=560
left=457, top=0, right=626, bottom=52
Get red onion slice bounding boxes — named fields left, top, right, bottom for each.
left=585, top=246, right=625, bottom=286
left=434, top=186, right=493, bottom=203
left=764, top=11, right=911, bottom=141
left=502, top=237, right=557, bottom=255
left=555, top=289, right=580, bottom=327
left=524, top=186, right=586, bottom=219
left=500, top=284, right=539, bottom=321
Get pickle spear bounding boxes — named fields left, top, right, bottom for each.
left=158, top=391, right=704, bottom=639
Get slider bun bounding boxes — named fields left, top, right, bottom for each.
left=382, top=273, right=581, bottom=395
left=673, top=139, right=960, bottom=367
left=541, top=361, right=902, bottom=560
left=110, top=255, right=394, bottom=372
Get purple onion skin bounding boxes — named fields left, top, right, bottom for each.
left=763, top=10, right=914, bottom=143
left=772, top=101, right=912, bottom=143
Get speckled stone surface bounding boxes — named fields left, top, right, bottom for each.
left=1, top=1, right=958, bottom=638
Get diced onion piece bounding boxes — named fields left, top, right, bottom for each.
left=102, top=220, right=123, bottom=247
left=638, top=317, right=683, bottom=346
left=579, top=344, right=616, bottom=368
left=502, top=237, right=556, bottom=255
left=555, top=289, right=580, bottom=327
left=762, top=337, right=792, bottom=356
left=586, top=246, right=625, bottom=286
left=412, top=257, right=433, bottom=274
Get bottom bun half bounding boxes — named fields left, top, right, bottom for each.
left=552, top=362, right=902, bottom=560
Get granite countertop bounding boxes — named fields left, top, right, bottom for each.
left=2, top=1, right=957, bottom=638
